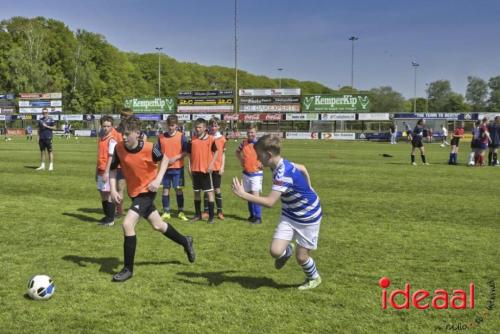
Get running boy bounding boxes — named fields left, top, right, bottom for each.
left=187, top=118, right=218, bottom=224
left=235, top=124, right=263, bottom=224
left=203, top=118, right=227, bottom=220
left=109, top=117, right=195, bottom=282
left=158, top=115, right=189, bottom=221
left=232, top=135, right=323, bottom=290
left=96, top=115, right=117, bottom=226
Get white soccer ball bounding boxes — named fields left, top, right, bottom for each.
left=467, top=161, right=475, bottom=167
left=27, top=275, right=55, bottom=300
left=440, top=144, right=445, bottom=147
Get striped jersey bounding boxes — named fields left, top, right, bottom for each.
left=271, top=159, right=322, bottom=225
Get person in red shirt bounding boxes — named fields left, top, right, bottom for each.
left=476, top=117, right=492, bottom=166
left=109, top=117, right=195, bottom=282
left=202, top=118, right=227, bottom=220
left=236, top=124, right=264, bottom=224
left=187, top=118, right=219, bottom=224
left=448, top=122, right=465, bottom=165
left=96, top=115, right=117, bottom=226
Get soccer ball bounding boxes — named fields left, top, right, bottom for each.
left=27, top=275, right=55, bottom=300
left=467, top=161, right=475, bottom=167
left=440, top=144, right=445, bottom=147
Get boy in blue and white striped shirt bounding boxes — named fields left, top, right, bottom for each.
left=232, top=134, right=322, bottom=290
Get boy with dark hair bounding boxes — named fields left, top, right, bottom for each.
left=109, top=117, right=195, bottom=282
left=96, top=115, right=117, bottom=226
left=232, top=134, right=323, bottom=290
left=202, top=118, right=227, bottom=220
left=187, top=118, right=218, bottom=224
left=36, top=108, right=56, bottom=171
left=158, top=115, right=189, bottom=221
left=410, top=119, right=429, bottom=165
left=487, top=116, right=500, bottom=166
left=235, top=124, right=263, bottom=224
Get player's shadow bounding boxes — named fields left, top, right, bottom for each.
left=176, top=271, right=296, bottom=290
left=78, top=207, right=103, bottom=214
left=62, top=255, right=183, bottom=274
left=24, top=165, right=39, bottom=169
left=220, top=213, right=248, bottom=222
left=62, top=212, right=99, bottom=223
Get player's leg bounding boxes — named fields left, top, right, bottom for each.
left=249, top=175, right=263, bottom=224
left=116, top=174, right=126, bottom=216
left=410, top=146, right=417, bottom=165
left=161, top=173, right=172, bottom=220
left=190, top=173, right=203, bottom=222
left=242, top=174, right=254, bottom=221
left=293, top=220, right=322, bottom=290
left=270, top=219, right=294, bottom=269
left=419, top=146, right=428, bottom=164
left=493, top=147, right=499, bottom=166
left=37, top=142, right=46, bottom=170
left=113, top=209, right=140, bottom=282
left=146, top=210, right=195, bottom=263
left=213, top=172, right=224, bottom=220
left=98, top=189, right=115, bottom=226
left=175, top=169, right=187, bottom=220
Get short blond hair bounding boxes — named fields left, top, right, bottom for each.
left=254, top=134, right=281, bottom=156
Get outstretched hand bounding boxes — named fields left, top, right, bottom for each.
left=231, top=177, right=245, bottom=198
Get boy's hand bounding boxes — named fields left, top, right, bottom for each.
left=148, top=179, right=161, bottom=192
left=231, top=177, right=245, bottom=198
left=219, top=167, right=224, bottom=175
left=111, top=191, right=122, bottom=204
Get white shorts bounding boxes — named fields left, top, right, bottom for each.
left=242, top=173, right=263, bottom=193
left=97, top=175, right=111, bottom=192
left=273, top=215, right=321, bottom=250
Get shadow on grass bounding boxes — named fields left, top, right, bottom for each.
left=176, top=271, right=296, bottom=289
left=220, top=213, right=248, bottom=222
left=78, top=207, right=103, bottom=214
left=62, top=255, right=183, bottom=274
left=62, top=212, right=99, bottom=223
left=24, top=165, right=39, bottom=169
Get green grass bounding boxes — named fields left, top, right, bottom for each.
left=0, top=136, right=498, bottom=334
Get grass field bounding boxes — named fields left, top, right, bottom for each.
left=0, top=136, right=498, bottom=334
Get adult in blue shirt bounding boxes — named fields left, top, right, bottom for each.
left=36, top=108, right=56, bottom=171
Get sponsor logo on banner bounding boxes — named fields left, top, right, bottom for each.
left=135, top=114, right=162, bottom=121
left=21, top=107, right=62, bottom=114
left=394, top=113, right=469, bottom=120
left=124, top=97, right=176, bottom=113
left=333, top=133, right=356, bottom=140
left=321, top=113, right=356, bottom=121
left=36, top=114, right=60, bottom=120
left=192, top=114, right=220, bottom=121
left=0, top=107, right=15, bottom=114
left=165, top=114, right=191, bottom=121
left=19, top=92, right=62, bottom=100
left=285, top=132, right=319, bottom=140
left=321, top=132, right=333, bottom=139
left=223, top=114, right=240, bottom=121
left=357, top=113, right=390, bottom=121
left=302, top=94, right=370, bottom=112
left=479, top=113, right=500, bottom=120
left=285, top=113, right=319, bottom=121
left=239, top=96, right=300, bottom=104
left=239, top=88, right=301, bottom=96
left=60, top=114, right=84, bottom=121
left=0, top=93, right=15, bottom=100
left=240, top=104, right=300, bottom=112
left=177, top=105, right=233, bottom=113
left=19, top=100, right=62, bottom=107
left=178, top=90, right=234, bottom=98
left=0, top=115, right=6, bottom=120
left=178, top=98, right=233, bottom=106
left=75, top=130, right=93, bottom=137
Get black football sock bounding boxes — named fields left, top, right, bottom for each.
left=493, top=152, right=498, bottom=165
left=208, top=202, right=215, bottom=220
left=215, top=192, right=222, bottom=213
left=176, top=193, right=184, bottom=212
left=124, top=235, right=137, bottom=272
left=194, top=199, right=201, bottom=216
left=101, top=201, right=108, bottom=217
left=105, top=201, right=116, bottom=222
left=203, top=193, right=209, bottom=212
left=411, top=155, right=415, bottom=163
left=488, top=152, right=493, bottom=165
left=164, top=224, right=188, bottom=248
left=421, top=155, right=426, bottom=163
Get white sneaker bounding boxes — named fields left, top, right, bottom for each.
left=36, top=165, right=45, bottom=170
left=411, top=162, right=417, bottom=166
left=48, top=164, right=54, bottom=171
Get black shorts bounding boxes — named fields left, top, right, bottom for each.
left=211, top=171, right=222, bottom=189
left=450, top=138, right=460, bottom=146
left=411, top=139, right=423, bottom=148
left=39, top=138, right=53, bottom=152
left=192, top=172, right=213, bottom=192
left=129, top=192, right=157, bottom=218
left=471, top=139, right=479, bottom=149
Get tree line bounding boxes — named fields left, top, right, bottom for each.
left=1, top=17, right=499, bottom=114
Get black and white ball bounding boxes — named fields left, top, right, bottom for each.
left=27, top=275, right=55, bottom=300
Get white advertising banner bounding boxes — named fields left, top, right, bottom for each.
left=320, top=113, right=356, bottom=121
left=20, top=107, right=63, bottom=114
left=166, top=114, right=191, bottom=121
left=60, top=114, right=83, bottom=121
left=36, top=114, right=60, bottom=120
left=285, top=113, right=319, bottom=121
left=19, top=100, right=62, bottom=107
left=177, top=105, right=233, bottom=113
left=192, top=114, right=221, bottom=121
left=75, top=130, right=93, bottom=137
left=333, top=133, right=356, bottom=140
left=239, top=88, right=301, bottom=96
left=357, top=113, right=390, bottom=121
left=240, top=104, right=300, bottom=112
left=285, top=132, right=319, bottom=140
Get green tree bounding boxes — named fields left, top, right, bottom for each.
left=465, top=76, right=488, bottom=112
left=427, top=80, right=452, bottom=113
left=369, top=86, right=405, bottom=113
left=487, top=76, right=500, bottom=113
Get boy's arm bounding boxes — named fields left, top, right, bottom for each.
left=292, top=163, right=313, bottom=189
left=220, top=150, right=226, bottom=174
left=208, top=150, right=218, bottom=173
left=102, top=139, right=117, bottom=182
left=232, top=177, right=281, bottom=208
left=148, top=145, right=169, bottom=192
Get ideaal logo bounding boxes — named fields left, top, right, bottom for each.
left=379, top=277, right=474, bottom=310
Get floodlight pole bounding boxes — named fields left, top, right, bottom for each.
left=277, top=67, right=283, bottom=88
left=234, top=0, right=238, bottom=111
left=349, top=36, right=359, bottom=88
left=412, top=61, right=419, bottom=113
left=155, top=47, right=163, bottom=98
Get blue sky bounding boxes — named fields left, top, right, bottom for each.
left=2, top=0, right=499, bottom=98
